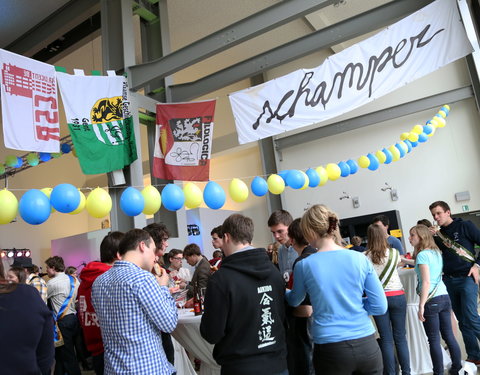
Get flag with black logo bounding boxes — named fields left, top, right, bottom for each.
left=56, top=72, right=137, bottom=175
left=153, top=100, right=216, bottom=181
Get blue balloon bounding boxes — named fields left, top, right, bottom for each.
left=346, top=159, right=359, bottom=175
left=61, top=143, right=72, bottom=154
left=162, top=184, right=185, bottom=211
left=305, top=168, right=320, bottom=187
left=285, top=170, right=305, bottom=189
left=423, top=124, right=433, bottom=135
left=19, top=189, right=51, bottom=225
left=403, top=140, right=412, bottom=153
left=277, top=170, right=290, bottom=186
left=441, top=106, right=449, bottom=116
left=418, top=133, right=428, bottom=143
left=51, top=183, right=80, bottom=213
left=251, top=176, right=268, bottom=196
left=39, top=152, right=51, bottom=162
left=14, top=157, right=23, bottom=168
left=434, top=114, right=443, bottom=119
left=120, top=187, right=145, bottom=216
left=367, top=153, right=379, bottom=171
left=338, top=161, right=350, bottom=177
left=203, top=181, right=226, bottom=210
left=395, top=143, right=406, bottom=158
left=382, top=148, right=393, bottom=164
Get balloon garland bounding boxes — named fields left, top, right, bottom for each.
left=0, top=106, right=449, bottom=225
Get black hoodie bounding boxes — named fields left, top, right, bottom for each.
left=200, top=248, right=287, bottom=375
left=435, top=218, right=480, bottom=276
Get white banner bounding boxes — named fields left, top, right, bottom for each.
left=229, top=0, right=473, bottom=144
left=0, top=49, right=60, bottom=152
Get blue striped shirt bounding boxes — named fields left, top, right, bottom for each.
left=92, top=260, right=178, bottom=374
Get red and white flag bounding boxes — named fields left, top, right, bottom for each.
left=0, top=49, right=60, bottom=152
left=153, top=100, right=216, bottom=181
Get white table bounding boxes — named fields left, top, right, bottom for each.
left=172, top=310, right=221, bottom=375
left=398, top=268, right=451, bottom=375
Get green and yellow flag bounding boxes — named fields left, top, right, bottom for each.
left=56, top=72, right=137, bottom=174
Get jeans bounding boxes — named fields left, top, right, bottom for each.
left=55, top=313, right=82, bottom=375
left=422, top=294, right=462, bottom=375
left=444, top=275, right=480, bottom=361
left=313, top=334, right=383, bottom=375
left=373, top=294, right=410, bottom=375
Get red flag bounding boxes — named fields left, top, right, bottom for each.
left=153, top=100, right=216, bottom=181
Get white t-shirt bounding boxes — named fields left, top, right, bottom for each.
left=366, top=249, right=403, bottom=291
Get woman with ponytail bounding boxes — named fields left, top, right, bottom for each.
left=286, top=204, right=387, bottom=374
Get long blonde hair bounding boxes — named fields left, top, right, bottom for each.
left=301, top=204, right=342, bottom=246
left=365, top=224, right=389, bottom=265
left=410, top=224, right=439, bottom=258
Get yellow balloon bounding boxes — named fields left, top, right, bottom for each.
left=141, top=185, right=161, bottom=214
left=0, top=189, right=18, bottom=224
left=315, top=166, right=328, bottom=186
left=299, top=171, right=309, bottom=190
left=400, top=132, right=409, bottom=141
left=412, top=125, right=424, bottom=134
left=389, top=145, right=400, bottom=161
left=407, top=132, right=418, bottom=142
left=444, top=104, right=450, bottom=111
left=427, top=126, right=436, bottom=137
left=229, top=178, right=249, bottom=202
left=40, top=187, right=55, bottom=213
left=326, top=163, right=341, bottom=181
left=358, top=155, right=370, bottom=168
left=430, top=118, right=439, bottom=128
left=436, top=117, right=446, bottom=128
left=267, top=174, right=285, bottom=195
left=183, top=182, right=202, bottom=209
left=69, top=190, right=86, bottom=215
left=438, top=110, right=447, bottom=118
left=86, top=188, right=112, bottom=218
left=375, top=150, right=387, bottom=164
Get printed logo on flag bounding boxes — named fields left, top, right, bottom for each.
left=56, top=72, right=137, bottom=175
left=153, top=100, right=216, bottom=181
left=0, top=49, right=60, bottom=152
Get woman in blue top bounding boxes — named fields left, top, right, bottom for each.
left=286, top=204, right=387, bottom=375
left=410, top=224, right=462, bottom=375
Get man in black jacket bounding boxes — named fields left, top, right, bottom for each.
left=200, top=214, right=287, bottom=375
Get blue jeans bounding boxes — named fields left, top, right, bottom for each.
left=422, top=294, right=462, bottom=375
left=444, top=275, right=480, bottom=360
left=373, top=294, right=410, bottom=375
left=313, top=334, right=383, bottom=375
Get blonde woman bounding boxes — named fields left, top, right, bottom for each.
left=286, top=204, right=387, bottom=375
left=409, top=225, right=461, bottom=375
left=365, top=224, right=410, bottom=375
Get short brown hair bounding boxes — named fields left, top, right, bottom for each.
left=223, top=214, right=254, bottom=244
left=168, top=249, right=183, bottom=260
left=268, top=210, right=293, bottom=227
left=100, top=231, right=124, bottom=263
left=183, top=243, right=201, bottom=257
left=118, top=229, right=153, bottom=256
left=143, top=222, right=169, bottom=249
left=429, top=201, right=450, bottom=212
left=372, top=214, right=389, bottom=227
left=211, top=226, right=223, bottom=238
left=45, top=256, right=65, bottom=272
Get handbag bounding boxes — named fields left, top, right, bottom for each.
left=52, top=275, right=76, bottom=347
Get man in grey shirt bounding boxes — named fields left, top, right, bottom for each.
left=46, top=255, right=81, bottom=375
left=268, top=210, right=298, bottom=283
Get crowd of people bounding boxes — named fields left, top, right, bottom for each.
left=1, top=200, right=480, bottom=375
